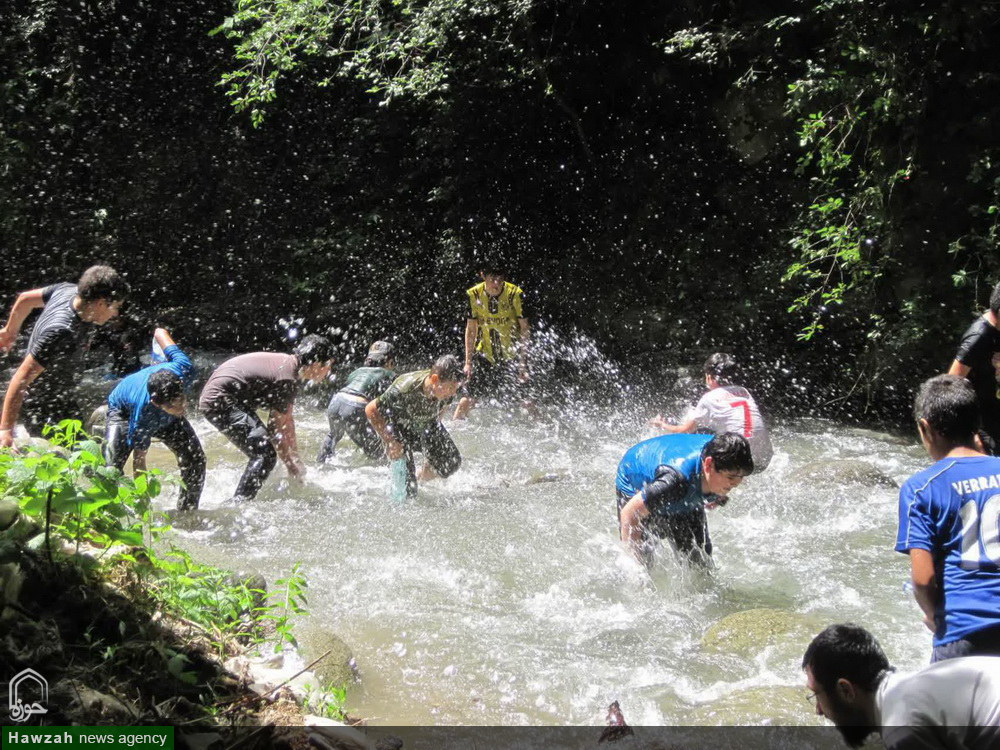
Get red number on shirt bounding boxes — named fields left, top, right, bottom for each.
left=729, top=400, right=753, bottom=438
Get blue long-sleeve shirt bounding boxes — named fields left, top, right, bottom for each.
left=107, top=345, right=195, bottom=450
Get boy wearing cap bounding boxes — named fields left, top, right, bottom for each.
left=318, top=340, right=397, bottom=461
left=0, top=265, right=129, bottom=448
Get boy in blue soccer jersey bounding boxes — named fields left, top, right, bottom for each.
left=104, top=327, right=205, bottom=511
left=616, top=432, right=753, bottom=569
left=898, top=374, right=1000, bottom=661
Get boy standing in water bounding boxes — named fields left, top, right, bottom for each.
left=948, top=280, right=1000, bottom=450
left=366, top=355, right=464, bottom=498
left=318, top=340, right=396, bottom=461
left=0, top=265, right=129, bottom=448
left=199, top=334, right=334, bottom=503
left=616, top=432, right=753, bottom=569
left=103, top=327, right=205, bottom=511
left=453, top=262, right=531, bottom=419
left=896, top=374, right=1000, bottom=661
left=651, top=353, right=773, bottom=471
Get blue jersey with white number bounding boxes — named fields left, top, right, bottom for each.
left=896, top=455, right=1000, bottom=646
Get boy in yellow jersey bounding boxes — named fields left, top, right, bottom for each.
left=453, top=262, right=531, bottom=419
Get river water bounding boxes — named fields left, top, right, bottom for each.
left=129, top=368, right=933, bottom=728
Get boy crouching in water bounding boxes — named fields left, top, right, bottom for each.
left=366, top=355, right=464, bottom=498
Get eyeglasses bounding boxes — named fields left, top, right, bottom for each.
left=806, top=688, right=825, bottom=706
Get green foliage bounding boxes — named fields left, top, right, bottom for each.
left=263, top=562, right=309, bottom=652
left=0, top=420, right=161, bottom=553
left=302, top=683, right=349, bottom=722
left=214, top=0, right=533, bottom=124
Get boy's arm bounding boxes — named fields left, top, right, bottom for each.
left=649, top=417, right=697, bottom=433
left=132, top=449, right=148, bottom=476
left=365, top=399, right=403, bottom=460
left=155, top=328, right=195, bottom=382
left=947, top=360, right=971, bottom=378
left=908, top=548, right=939, bottom=632
left=619, top=492, right=651, bottom=565
left=0, top=354, right=46, bottom=448
left=463, top=318, right=478, bottom=379
left=269, top=405, right=305, bottom=480
left=0, top=288, right=46, bottom=353
left=517, top=317, right=530, bottom=378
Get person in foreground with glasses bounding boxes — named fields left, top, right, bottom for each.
left=803, top=623, right=1000, bottom=749
left=616, top=432, right=752, bottom=569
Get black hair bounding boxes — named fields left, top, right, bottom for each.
left=702, top=432, right=754, bottom=474
left=478, top=260, right=506, bottom=277
left=990, top=281, right=1000, bottom=316
left=802, top=624, right=892, bottom=694
left=78, top=265, right=129, bottom=302
left=913, top=374, right=979, bottom=445
left=704, top=353, right=739, bottom=385
left=431, top=354, right=464, bottom=382
left=294, top=334, right=334, bottom=366
left=147, top=369, right=184, bottom=405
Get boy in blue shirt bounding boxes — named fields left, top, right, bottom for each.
left=104, top=328, right=205, bottom=511
left=616, top=432, right=753, bottom=568
left=897, top=374, right=1000, bottom=661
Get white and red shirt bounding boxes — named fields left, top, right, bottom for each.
left=684, top=385, right=773, bottom=471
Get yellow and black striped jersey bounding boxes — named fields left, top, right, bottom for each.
left=466, top=281, right=526, bottom=363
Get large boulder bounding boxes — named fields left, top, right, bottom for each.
left=296, top=626, right=358, bottom=689
left=701, top=608, right=821, bottom=659
left=789, top=460, right=897, bottom=489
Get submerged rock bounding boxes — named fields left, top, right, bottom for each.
left=296, top=626, right=359, bottom=688
left=789, top=459, right=897, bottom=489
left=686, top=686, right=821, bottom=726
left=701, top=608, right=820, bottom=659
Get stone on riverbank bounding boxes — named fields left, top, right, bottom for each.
left=297, top=626, right=359, bottom=688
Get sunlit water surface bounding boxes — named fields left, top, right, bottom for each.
left=135, top=386, right=931, bottom=727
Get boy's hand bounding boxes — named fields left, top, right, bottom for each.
left=386, top=438, right=404, bottom=461
left=0, top=327, right=15, bottom=353
left=648, top=415, right=669, bottom=430
left=463, top=361, right=473, bottom=379
left=0, top=429, right=15, bottom=451
left=288, top=459, right=307, bottom=482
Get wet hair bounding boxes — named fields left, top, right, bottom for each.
left=147, top=369, right=184, bottom=406
left=479, top=260, right=505, bottom=278
left=78, top=265, right=129, bottom=302
left=704, top=353, right=739, bottom=385
left=430, top=354, right=464, bottom=382
left=702, top=432, right=753, bottom=474
left=802, top=624, right=891, bottom=694
left=990, top=281, right=1000, bottom=316
left=913, top=374, right=979, bottom=445
left=294, top=334, right=334, bottom=366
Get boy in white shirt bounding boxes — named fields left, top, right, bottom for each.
left=650, top=353, right=772, bottom=471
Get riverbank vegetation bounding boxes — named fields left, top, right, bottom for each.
left=4, top=1, right=1000, bottom=422
left=0, top=422, right=349, bottom=730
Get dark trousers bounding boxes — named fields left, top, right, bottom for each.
left=202, top=403, right=277, bottom=502
left=931, top=623, right=1000, bottom=663
left=104, top=408, right=206, bottom=510
left=22, top=382, right=85, bottom=438
left=616, top=489, right=712, bottom=568
left=318, top=393, right=383, bottom=461
left=393, top=420, right=461, bottom=497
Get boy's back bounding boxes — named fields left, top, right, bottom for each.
left=896, top=454, right=1000, bottom=646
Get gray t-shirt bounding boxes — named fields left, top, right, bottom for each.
left=877, top=657, right=1000, bottom=749
left=26, top=283, right=90, bottom=388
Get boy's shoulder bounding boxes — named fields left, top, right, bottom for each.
left=902, top=455, right=1000, bottom=493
